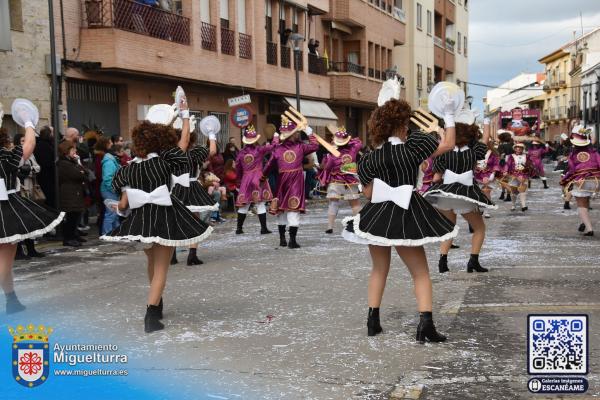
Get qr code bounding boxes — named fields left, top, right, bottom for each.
left=528, top=315, right=587, bottom=374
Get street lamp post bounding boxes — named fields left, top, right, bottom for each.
left=48, top=0, right=61, bottom=210
left=596, top=68, right=600, bottom=145
left=583, top=85, right=589, bottom=127
left=466, top=95, right=473, bottom=110
left=290, top=33, right=304, bottom=112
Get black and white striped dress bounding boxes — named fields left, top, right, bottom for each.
left=424, top=142, right=497, bottom=210
left=0, top=145, right=64, bottom=244
left=342, top=134, right=458, bottom=246
left=170, top=145, right=218, bottom=212
left=100, top=147, right=212, bottom=246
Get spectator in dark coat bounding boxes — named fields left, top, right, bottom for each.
left=208, top=142, right=225, bottom=180
left=57, top=141, right=86, bottom=247
left=223, top=141, right=239, bottom=163
left=34, top=126, right=56, bottom=208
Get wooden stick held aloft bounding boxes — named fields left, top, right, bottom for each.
left=285, top=107, right=341, bottom=158
left=410, top=108, right=439, bottom=133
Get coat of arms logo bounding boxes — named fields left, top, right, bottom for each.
left=9, top=324, right=53, bottom=388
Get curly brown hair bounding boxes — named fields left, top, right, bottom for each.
left=58, top=140, right=75, bottom=157
left=0, top=128, right=10, bottom=149
left=498, top=132, right=513, bottom=143
left=455, top=123, right=480, bottom=147
left=367, top=99, right=411, bottom=147
left=94, top=136, right=112, bottom=153
left=131, top=121, right=178, bottom=157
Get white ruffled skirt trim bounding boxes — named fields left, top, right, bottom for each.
left=341, top=214, right=459, bottom=247
left=100, top=226, right=213, bottom=247
left=0, top=212, right=65, bottom=244
left=187, top=203, right=219, bottom=212
left=425, top=190, right=498, bottom=210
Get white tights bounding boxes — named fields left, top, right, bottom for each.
left=238, top=202, right=267, bottom=214
left=277, top=211, right=300, bottom=227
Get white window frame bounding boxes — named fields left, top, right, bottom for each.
left=416, top=3, right=422, bottom=30
left=426, top=10, right=431, bottom=35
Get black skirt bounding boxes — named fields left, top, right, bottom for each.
left=342, top=192, right=458, bottom=246
left=171, top=181, right=219, bottom=212
left=0, top=194, right=65, bottom=244
left=100, top=196, right=212, bottom=246
left=425, top=182, right=497, bottom=209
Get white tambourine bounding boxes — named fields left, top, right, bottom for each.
left=377, top=76, right=401, bottom=107
left=172, top=115, right=196, bottom=132
left=145, top=104, right=178, bottom=125
left=454, top=108, right=477, bottom=125
left=427, top=82, right=465, bottom=118
left=174, top=86, right=186, bottom=109
left=11, top=98, right=39, bottom=128
left=199, top=115, right=221, bottom=138
left=0, top=102, right=4, bottom=128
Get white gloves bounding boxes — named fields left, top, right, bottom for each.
left=24, top=121, right=35, bottom=129
left=304, top=126, right=313, bottom=136
left=208, top=133, right=216, bottom=141
left=180, top=109, right=189, bottom=119
left=442, top=96, right=456, bottom=128
left=483, top=117, right=490, bottom=125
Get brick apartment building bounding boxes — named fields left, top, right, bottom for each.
left=50, top=0, right=406, bottom=146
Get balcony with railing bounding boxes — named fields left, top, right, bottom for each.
left=239, top=33, right=252, bottom=59
left=326, top=0, right=405, bottom=44
left=221, top=26, right=235, bottom=55
left=201, top=22, right=217, bottom=51
left=328, top=59, right=383, bottom=105
left=281, top=45, right=291, bottom=68
left=83, top=0, right=190, bottom=45
left=308, top=53, right=328, bottom=75
left=434, top=36, right=444, bottom=48
left=330, top=61, right=365, bottom=75
left=266, top=41, right=278, bottom=65
left=543, top=81, right=552, bottom=92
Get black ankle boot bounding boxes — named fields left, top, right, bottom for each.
left=25, top=242, right=44, bottom=257
left=258, top=213, right=271, bottom=234
left=15, top=244, right=29, bottom=261
left=157, top=297, right=164, bottom=319
left=236, top=212, right=246, bottom=234
left=187, top=248, right=203, bottom=266
left=170, top=250, right=178, bottom=265
left=499, top=191, right=505, bottom=200
left=288, top=226, right=300, bottom=249
left=578, top=223, right=586, bottom=232
left=278, top=225, right=287, bottom=247
left=416, top=312, right=446, bottom=343
left=467, top=254, right=488, bottom=273
left=543, top=180, right=549, bottom=189
left=5, top=292, right=26, bottom=314
left=564, top=201, right=571, bottom=210
left=438, top=254, right=449, bottom=273
left=504, top=193, right=512, bottom=202
left=367, top=307, right=383, bottom=336
left=144, top=305, right=165, bottom=333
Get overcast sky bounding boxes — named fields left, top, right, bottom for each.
left=468, top=0, right=600, bottom=112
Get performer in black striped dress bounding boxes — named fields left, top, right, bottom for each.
left=0, top=103, right=64, bottom=314
left=342, top=98, right=457, bottom=342
left=100, top=95, right=213, bottom=333
left=170, top=129, right=217, bottom=265
left=424, top=117, right=495, bottom=274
